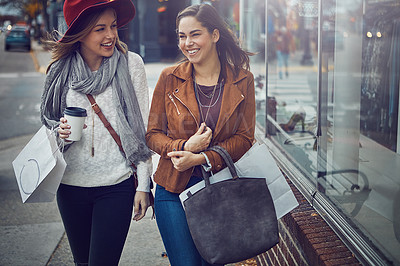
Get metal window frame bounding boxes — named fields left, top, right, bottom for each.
left=260, top=0, right=393, bottom=264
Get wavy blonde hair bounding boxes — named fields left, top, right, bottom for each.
left=42, top=8, right=128, bottom=74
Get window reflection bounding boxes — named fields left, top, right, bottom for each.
left=361, top=2, right=400, bottom=152
left=326, top=0, right=400, bottom=263
left=244, top=0, right=400, bottom=263
left=265, top=0, right=319, bottom=180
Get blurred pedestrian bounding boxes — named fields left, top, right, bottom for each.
left=40, top=0, right=153, bottom=265
left=274, top=26, right=294, bottom=79
left=146, top=4, right=256, bottom=265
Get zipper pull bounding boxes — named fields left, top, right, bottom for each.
left=168, top=94, right=181, bottom=115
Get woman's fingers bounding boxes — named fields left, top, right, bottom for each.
left=58, top=117, right=71, bottom=139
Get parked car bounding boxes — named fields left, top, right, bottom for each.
left=5, top=27, right=31, bottom=51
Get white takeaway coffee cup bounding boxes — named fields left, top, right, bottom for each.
left=64, top=107, right=87, bottom=141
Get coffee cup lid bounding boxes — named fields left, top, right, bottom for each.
left=64, top=107, right=87, bottom=117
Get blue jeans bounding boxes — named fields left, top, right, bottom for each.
left=155, top=176, right=220, bottom=266
left=276, top=50, right=289, bottom=78
left=56, top=177, right=135, bottom=266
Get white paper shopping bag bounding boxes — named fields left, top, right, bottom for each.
left=12, top=126, right=66, bottom=203
left=234, top=143, right=299, bottom=219
left=180, top=142, right=299, bottom=219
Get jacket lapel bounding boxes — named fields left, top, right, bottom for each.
left=173, top=79, right=201, bottom=127
left=172, top=63, right=201, bottom=127
left=213, top=68, right=247, bottom=139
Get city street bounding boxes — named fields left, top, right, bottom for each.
left=1, top=0, right=396, bottom=263
left=0, top=34, right=168, bottom=266
left=0, top=36, right=44, bottom=140
left=0, top=32, right=308, bottom=266
left=0, top=30, right=321, bottom=266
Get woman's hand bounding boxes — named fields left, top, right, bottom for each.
left=167, top=151, right=205, bottom=172
left=58, top=117, right=86, bottom=140
left=184, top=123, right=212, bottom=153
left=133, top=191, right=150, bottom=221
left=58, top=117, right=71, bottom=140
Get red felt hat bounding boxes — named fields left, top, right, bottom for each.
left=60, top=0, right=135, bottom=41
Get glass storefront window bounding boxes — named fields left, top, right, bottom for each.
left=239, top=0, right=267, bottom=128
left=265, top=0, right=319, bottom=186
left=324, top=0, right=400, bottom=263
left=240, top=0, right=400, bottom=263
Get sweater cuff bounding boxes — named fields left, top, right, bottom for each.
left=135, top=157, right=153, bottom=192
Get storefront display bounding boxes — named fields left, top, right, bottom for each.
left=237, top=0, right=400, bottom=264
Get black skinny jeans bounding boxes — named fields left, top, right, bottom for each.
left=56, top=177, right=135, bottom=266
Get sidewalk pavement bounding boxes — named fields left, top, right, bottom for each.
left=0, top=40, right=170, bottom=266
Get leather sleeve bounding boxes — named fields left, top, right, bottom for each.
left=146, top=69, right=187, bottom=159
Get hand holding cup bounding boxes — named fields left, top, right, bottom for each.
left=58, top=117, right=71, bottom=140
left=59, top=107, right=87, bottom=141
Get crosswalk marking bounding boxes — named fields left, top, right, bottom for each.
left=270, top=83, right=309, bottom=88
left=273, top=95, right=314, bottom=102
left=0, top=73, right=18, bottom=78
left=0, top=72, right=43, bottom=78
left=266, top=75, right=315, bottom=104
left=269, top=88, right=311, bottom=94
left=22, top=72, right=43, bottom=78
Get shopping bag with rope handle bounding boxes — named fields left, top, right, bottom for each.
left=12, top=125, right=66, bottom=203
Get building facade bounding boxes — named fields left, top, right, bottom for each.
left=236, top=0, right=399, bottom=264
left=123, top=0, right=191, bottom=62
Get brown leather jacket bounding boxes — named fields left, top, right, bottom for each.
left=146, top=62, right=255, bottom=193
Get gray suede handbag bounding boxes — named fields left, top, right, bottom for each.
left=182, top=146, right=279, bottom=265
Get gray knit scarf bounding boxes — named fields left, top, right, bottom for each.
left=40, top=49, right=152, bottom=166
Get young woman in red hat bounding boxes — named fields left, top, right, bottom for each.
left=40, top=0, right=152, bottom=265
left=146, top=4, right=255, bottom=266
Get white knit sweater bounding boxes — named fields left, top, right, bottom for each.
left=61, top=52, right=152, bottom=191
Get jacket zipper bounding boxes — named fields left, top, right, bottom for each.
left=168, top=93, right=181, bottom=115
left=173, top=93, right=200, bottom=128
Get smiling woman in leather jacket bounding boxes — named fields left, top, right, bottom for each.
left=145, top=4, right=255, bottom=266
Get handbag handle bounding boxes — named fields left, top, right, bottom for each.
left=202, top=146, right=239, bottom=185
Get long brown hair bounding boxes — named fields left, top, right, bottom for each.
left=176, top=4, right=253, bottom=77
left=43, top=8, right=128, bottom=74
